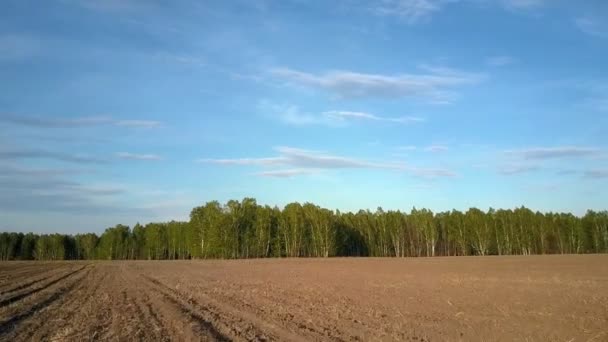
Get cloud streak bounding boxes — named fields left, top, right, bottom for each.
left=501, top=0, right=545, bottom=10
left=0, top=163, right=130, bottom=214
left=65, top=0, right=146, bottom=13
left=200, top=146, right=455, bottom=178
left=584, top=169, right=608, bottom=179
left=498, top=164, right=540, bottom=175
left=424, top=144, right=448, bottom=153
left=260, top=102, right=423, bottom=126
left=0, top=34, right=41, bottom=61
left=0, top=147, right=107, bottom=164
left=116, top=152, right=162, bottom=161
left=255, top=169, right=319, bottom=178
left=324, top=111, right=423, bottom=124
left=486, top=55, right=516, bottom=67
left=575, top=17, right=608, bottom=38
left=270, top=66, right=484, bottom=102
left=0, top=114, right=162, bottom=128
left=371, top=0, right=449, bottom=23
left=505, top=146, right=601, bottom=160
left=363, top=0, right=545, bottom=23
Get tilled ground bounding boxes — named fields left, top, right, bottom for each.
left=0, top=255, right=607, bottom=341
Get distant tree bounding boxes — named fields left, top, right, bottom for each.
left=3, top=200, right=607, bottom=260
left=75, top=233, right=99, bottom=260
left=97, top=225, right=131, bottom=260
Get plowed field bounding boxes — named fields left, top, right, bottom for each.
left=1, top=255, right=607, bottom=341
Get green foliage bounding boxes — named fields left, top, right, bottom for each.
left=1, top=200, right=607, bottom=260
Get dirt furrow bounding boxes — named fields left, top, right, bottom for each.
left=141, top=274, right=315, bottom=342
left=117, top=265, right=173, bottom=341
left=0, top=272, right=57, bottom=297
left=91, top=264, right=174, bottom=341
left=0, top=265, right=86, bottom=307
left=0, top=266, right=90, bottom=340
left=194, top=282, right=349, bottom=341
left=139, top=274, right=232, bottom=341
left=30, top=265, right=108, bottom=341
left=0, top=257, right=606, bottom=341
left=0, top=263, right=68, bottom=291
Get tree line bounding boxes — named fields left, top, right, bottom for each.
left=1, top=199, right=607, bottom=260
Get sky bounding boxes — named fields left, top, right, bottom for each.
left=1, top=0, right=607, bottom=234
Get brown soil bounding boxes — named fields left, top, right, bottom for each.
left=1, top=255, right=607, bottom=341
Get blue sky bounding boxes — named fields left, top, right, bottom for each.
left=1, top=0, right=607, bottom=233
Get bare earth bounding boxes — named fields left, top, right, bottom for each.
left=0, top=256, right=607, bottom=341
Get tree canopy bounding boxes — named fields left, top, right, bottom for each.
left=1, top=199, right=607, bottom=260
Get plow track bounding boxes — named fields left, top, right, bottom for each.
left=0, top=256, right=607, bottom=341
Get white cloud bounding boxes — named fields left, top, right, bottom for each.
left=276, top=146, right=403, bottom=169
left=501, top=0, right=545, bottom=10
left=360, top=0, right=545, bottom=23
left=408, top=166, right=456, bottom=178
left=0, top=34, right=40, bottom=61
left=279, top=106, right=335, bottom=126
left=0, top=115, right=162, bottom=128
left=154, top=52, right=206, bottom=67
left=505, top=146, right=602, bottom=160
left=0, top=147, right=107, bottom=164
left=584, top=169, right=608, bottom=179
left=116, top=152, right=162, bottom=161
left=114, top=120, right=162, bottom=128
left=425, top=144, right=449, bottom=152
left=255, top=169, right=319, bottom=178
left=324, top=110, right=423, bottom=124
left=396, top=145, right=417, bottom=151
left=575, top=17, right=608, bottom=38
left=259, top=102, right=423, bottom=126
left=0, top=163, right=131, bottom=214
left=371, top=0, right=452, bottom=23
left=65, top=0, right=145, bottom=12
left=200, top=146, right=455, bottom=178
left=198, top=156, right=285, bottom=166
left=486, top=55, right=516, bottom=67
left=495, top=146, right=607, bottom=176
left=498, top=164, right=540, bottom=175
left=270, top=66, right=484, bottom=103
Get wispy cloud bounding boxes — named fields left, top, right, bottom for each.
left=425, top=144, right=448, bottom=153
left=270, top=66, right=484, bottom=103
left=255, top=169, right=319, bottom=178
left=113, top=120, right=162, bottom=128
left=498, top=164, right=540, bottom=175
left=154, top=52, right=206, bottom=67
left=0, top=163, right=87, bottom=177
left=0, top=147, right=107, bottom=164
left=371, top=0, right=451, bottom=23
left=200, top=146, right=455, bottom=178
left=486, top=55, right=516, bottom=67
left=362, top=0, right=545, bottom=22
left=260, top=102, right=423, bottom=126
left=0, top=34, right=40, bottom=61
left=0, top=114, right=162, bottom=128
left=324, top=110, right=423, bottom=124
left=408, top=167, right=456, bottom=178
left=271, top=105, right=337, bottom=126
left=203, top=146, right=402, bottom=169
left=64, top=0, right=146, bottom=12
left=203, top=157, right=285, bottom=166
left=575, top=17, right=608, bottom=38
left=584, top=169, right=608, bottom=179
left=116, top=152, right=162, bottom=161
left=501, top=0, right=545, bottom=10
left=0, top=163, right=129, bottom=214
left=505, top=146, right=602, bottom=160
